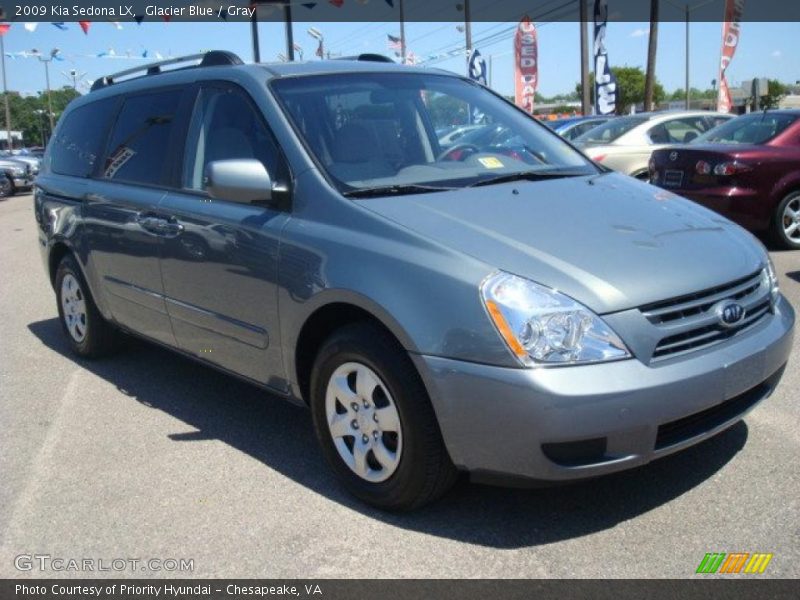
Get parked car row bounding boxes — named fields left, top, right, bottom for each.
left=440, top=108, right=800, bottom=249
left=0, top=149, right=41, bottom=198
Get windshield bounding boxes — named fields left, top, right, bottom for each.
left=694, top=113, right=798, bottom=145
left=574, top=115, right=650, bottom=145
left=271, top=73, right=596, bottom=194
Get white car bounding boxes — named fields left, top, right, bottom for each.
left=574, top=111, right=734, bottom=179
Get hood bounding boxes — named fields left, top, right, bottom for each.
left=358, top=173, right=766, bottom=314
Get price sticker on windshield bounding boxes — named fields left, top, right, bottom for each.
left=478, top=157, right=504, bottom=169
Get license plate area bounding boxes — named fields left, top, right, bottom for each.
left=662, top=170, right=684, bottom=188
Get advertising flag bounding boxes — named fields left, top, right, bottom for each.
left=468, top=49, right=487, bottom=86
left=593, top=0, right=617, bottom=115
left=717, top=0, right=744, bottom=113
left=513, top=17, right=538, bottom=114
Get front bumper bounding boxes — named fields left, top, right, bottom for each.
left=13, top=177, right=32, bottom=189
left=413, top=295, right=794, bottom=483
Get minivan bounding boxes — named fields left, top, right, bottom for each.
left=35, top=52, right=794, bottom=510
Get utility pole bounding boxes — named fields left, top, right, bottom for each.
left=579, top=0, right=590, bottom=115
left=284, top=3, right=294, bottom=61
left=34, top=49, right=58, bottom=134
left=399, top=0, right=406, bottom=64
left=250, top=7, right=261, bottom=62
left=644, top=0, right=659, bottom=111
left=684, top=4, right=690, bottom=109
left=463, top=0, right=473, bottom=75
left=0, top=35, right=12, bottom=151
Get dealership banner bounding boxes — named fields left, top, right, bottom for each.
left=514, top=17, right=538, bottom=114
left=717, top=0, right=745, bottom=113
left=593, top=0, right=618, bottom=115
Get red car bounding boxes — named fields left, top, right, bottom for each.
left=649, top=110, right=800, bottom=249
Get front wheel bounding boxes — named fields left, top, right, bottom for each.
left=0, top=175, right=12, bottom=198
left=772, top=191, right=800, bottom=250
left=310, top=322, right=457, bottom=511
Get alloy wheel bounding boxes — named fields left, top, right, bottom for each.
left=783, top=196, right=800, bottom=242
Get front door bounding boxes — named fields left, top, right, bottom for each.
left=158, top=83, right=291, bottom=389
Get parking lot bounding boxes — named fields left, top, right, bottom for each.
left=1, top=191, right=798, bottom=578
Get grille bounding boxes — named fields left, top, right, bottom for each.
left=641, top=270, right=772, bottom=361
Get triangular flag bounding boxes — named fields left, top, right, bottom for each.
left=78, top=21, right=90, bottom=34
left=0, top=24, right=10, bottom=36
left=134, top=15, right=144, bottom=24
left=329, top=0, right=344, bottom=6
left=51, top=22, right=68, bottom=30
left=384, top=0, right=394, bottom=6
left=24, top=23, right=38, bottom=32
left=110, top=21, right=122, bottom=30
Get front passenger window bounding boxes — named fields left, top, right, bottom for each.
left=183, top=87, right=284, bottom=192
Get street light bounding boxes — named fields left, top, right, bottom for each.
left=32, top=48, right=60, bottom=134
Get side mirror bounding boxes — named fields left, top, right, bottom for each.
left=204, top=159, right=272, bottom=205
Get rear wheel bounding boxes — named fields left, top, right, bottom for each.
left=55, top=255, right=119, bottom=358
left=310, top=322, right=457, bottom=511
left=772, top=192, right=800, bottom=250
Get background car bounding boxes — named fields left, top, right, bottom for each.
left=436, top=124, right=483, bottom=150
left=574, top=111, right=734, bottom=179
left=650, top=110, right=800, bottom=249
left=0, top=157, right=32, bottom=197
left=544, top=115, right=612, bottom=141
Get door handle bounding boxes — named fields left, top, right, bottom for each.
left=135, top=213, right=184, bottom=237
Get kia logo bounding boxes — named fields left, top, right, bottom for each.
left=714, top=300, right=746, bottom=328
left=669, top=151, right=678, bottom=161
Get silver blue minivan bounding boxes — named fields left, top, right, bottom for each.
left=35, top=52, right=794, bottom=510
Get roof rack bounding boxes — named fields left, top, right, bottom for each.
left=335, top=54, right=395, bottom=63
left=90, top=50, right=243, bottom=92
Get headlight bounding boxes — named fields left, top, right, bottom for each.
left=481, top=272, right=631, bottom=367
left=11, top=168, right=25, bottom=176
left=764, top=258, right=780, bottom=304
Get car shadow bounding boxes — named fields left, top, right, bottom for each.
left=786, top=271, right=800, bottom=284
left=28, top=317, right=748, bottom=549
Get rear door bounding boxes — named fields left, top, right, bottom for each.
left=83, top=87, right=189, bottom=346
left=158, top=83, right=291, bottom=388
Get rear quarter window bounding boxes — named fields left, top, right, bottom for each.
left=50, top=98, right=117, bottom=178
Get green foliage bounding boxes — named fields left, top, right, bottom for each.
left=576, top=67, right=665, bottom=114
left=761, top=79, right=788, bottom=109
left=0, top=86, right=81, bottom=147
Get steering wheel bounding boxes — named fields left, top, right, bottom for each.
left=437, top=143, right=481, bottom=162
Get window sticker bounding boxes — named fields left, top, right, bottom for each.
left=478, top=157, right=504, bottom=169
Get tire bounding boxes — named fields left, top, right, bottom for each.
left=771, top=191, right=800, bottom=250
left=310, top=322, right=457, bottom=511
left=0, top=175, right=12, bottom=198
left=55, top=254, right=119, bottom=358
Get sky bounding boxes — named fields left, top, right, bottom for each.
left=1, top=20, right=797, bottom=98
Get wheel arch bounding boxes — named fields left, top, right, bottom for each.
left=292, top=298, right=416, bottom=406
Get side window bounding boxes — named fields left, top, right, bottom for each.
left=182, top=86, right=285, bottom=192
left=102, top=89, right=182, bottom=185
left=50, top=98, right=117, bottom=178
left=650, top=117, right=707, bottom=144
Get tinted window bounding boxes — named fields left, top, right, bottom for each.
left=102, top=90, right=181, bottom=185
left=574, top=115, right=650, bottom=144
left=648, top=117, right=709, bottom=144
left=183, top=86, right=285, bottom=191
left=695, top=113, right=798, bottom=145
left=50, top=99, right=117, bottom=177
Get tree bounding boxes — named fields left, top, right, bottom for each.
left=0, top=86, right=80, bottom=146
left=577, top=67, right=665, bottom=114
left=760, top=79, right=789, bottom=109
left=644, top=0, right=659, bottom=111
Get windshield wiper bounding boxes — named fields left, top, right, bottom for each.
left=343, top=183, right=456, bottom=198
left=467, top=170, right=589, bottom=188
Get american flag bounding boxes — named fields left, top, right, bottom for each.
left=387, top=34, right=402, bottom=51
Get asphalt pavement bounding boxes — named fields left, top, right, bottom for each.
left=1, top=193, right=798, bottom=578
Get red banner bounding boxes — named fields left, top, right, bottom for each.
left=514, top=17, right=538, bottom=114
left=717, top=0, right=744, bottom=113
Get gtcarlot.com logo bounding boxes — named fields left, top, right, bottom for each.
left=15, top=554, right=194, bottom=573
left=696, top=552, right=773, bottom=574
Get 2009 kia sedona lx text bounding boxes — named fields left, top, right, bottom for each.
left=35, top=52, right=794, bottom=510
